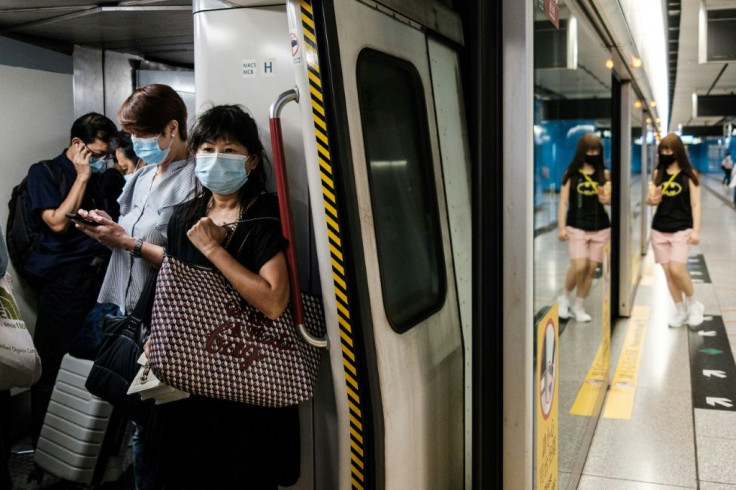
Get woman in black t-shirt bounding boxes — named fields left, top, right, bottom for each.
left=557, top=134, right=611, bottom=322
left=646, top=133, right=704, bottom=328
left=144, top=105, right=299, bottom=489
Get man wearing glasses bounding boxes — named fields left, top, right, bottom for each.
left=23, top=112, right=118, bottom=447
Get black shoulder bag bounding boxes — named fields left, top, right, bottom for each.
left=85, top=272, right=158, bottom=425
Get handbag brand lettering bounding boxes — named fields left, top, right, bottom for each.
left=206, top=297, right=296, bottom=371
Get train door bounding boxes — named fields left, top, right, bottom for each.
left=289, top=0, right=467, bottom=487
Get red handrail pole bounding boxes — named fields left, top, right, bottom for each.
left=270, top=117, right=305, bottom=325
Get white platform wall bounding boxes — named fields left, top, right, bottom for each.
left=0, top=38, right=74, bottom=334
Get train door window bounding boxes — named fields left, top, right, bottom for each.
left=356, top=49, right=447, bottom=333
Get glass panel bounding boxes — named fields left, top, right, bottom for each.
left=533, top=2, right=612, bottom=487
left=630, top=88, right=645, bottom=284
left=356, top=49, right=447, bottom=333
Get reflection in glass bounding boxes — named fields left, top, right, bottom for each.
left=630, top=104, right=645, bottom=284
left=533, top=1, right=613, bottom=486
left=556, top=134, right=611, bottom=323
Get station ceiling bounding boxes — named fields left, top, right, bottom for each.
left=3, top=0, right=736, bottom=138
left=0, top=1, right=194, bottom=67
left=670, top=0, right=736, bottom=135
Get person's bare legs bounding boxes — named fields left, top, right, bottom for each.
left=575, top=259, right=598, bottom=300
left=667, top=261, right=694, bottom=297
left=662, top=261, right=701, bottom=326
left=661, top=262, right=685, bottom=303
left=565, top=258, right=595, bottom=321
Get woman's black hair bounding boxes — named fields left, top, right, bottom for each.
left=561, top=133, right=606, bottom=185
left=183, top=105, right=268, bottom=225
left=110, top=131, right=139, bottom=163
left=654, top=133, right=699, bottom=186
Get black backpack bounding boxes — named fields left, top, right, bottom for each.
left=6, top=160, right=67, bottom=277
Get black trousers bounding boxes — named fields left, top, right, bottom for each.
left=29, top=266, right=105, bottom=447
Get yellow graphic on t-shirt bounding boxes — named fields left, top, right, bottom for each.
left=662, top=181, right=682, bottom=197
left=661, top=170, right=682, bottom=197
left=576, top=181, right=598, bottom=196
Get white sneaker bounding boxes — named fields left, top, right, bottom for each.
left=669, top=309, right=689, bottom=328
left=571, top=305, right=591, bottom=322
left=558, top=295, right=570, bottom=320
left=688, top=301, right=705, bottom=327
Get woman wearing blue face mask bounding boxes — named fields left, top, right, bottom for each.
left=143, top=105, right=297, bottom=489
left=75, top=84, right=198, bottom=490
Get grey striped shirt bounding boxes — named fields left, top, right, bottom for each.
left=97, top=158, right=199, bottom=313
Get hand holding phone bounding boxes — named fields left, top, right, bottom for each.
left=65, top=213, right=102, bottom=227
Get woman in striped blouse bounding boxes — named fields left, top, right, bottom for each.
left=75, top=83, right=198, bottom=490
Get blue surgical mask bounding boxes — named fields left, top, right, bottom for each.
left=132, top=134, right=172, bottom=165
left=89, top=157, right=107, bottom=174
left=195, top=153, right=249, bottom=195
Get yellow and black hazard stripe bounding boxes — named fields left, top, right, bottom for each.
left=299, top=1, right=368, bottom=488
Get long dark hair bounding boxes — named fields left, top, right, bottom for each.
left=561, top=133, right=606, bottom=185
left=184, top=105, right=268, bottom=224
left=654, top=133, right=699, bottom=186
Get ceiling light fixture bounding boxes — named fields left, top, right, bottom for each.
left=632, top=57, right=642, bottom=68
left=605, top=59, right=614, bottom=69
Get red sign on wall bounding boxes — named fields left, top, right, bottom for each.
left=545, top=0, right=559, bottom=28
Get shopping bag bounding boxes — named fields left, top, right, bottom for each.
left=0, top=274, right=41, bottom=389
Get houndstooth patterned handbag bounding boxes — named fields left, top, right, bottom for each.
left=148, top=254, right=325, bottom=407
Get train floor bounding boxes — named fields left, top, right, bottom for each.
left=576, top=174, right=736, bottom=489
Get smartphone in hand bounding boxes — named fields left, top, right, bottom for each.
left=65, top=213, right=102, bottom=227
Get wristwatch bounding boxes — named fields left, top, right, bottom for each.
left=130, top=237, right=144, bottom=258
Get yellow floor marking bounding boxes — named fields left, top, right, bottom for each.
left=602, top=305, right=650, bottom=419
left=569, top=342, right=609, bottom=416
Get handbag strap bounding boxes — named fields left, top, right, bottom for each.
left=662, top=170, right=680, bottom=192
left=222, top=191, right=265, bottom=250
left=130, top=271, right=159, bottom=322
left=578, top=170, right=599, bottom=191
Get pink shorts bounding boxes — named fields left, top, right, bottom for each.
left=651, top=229, right=692, bottom=264
left=566, top=226, right=611, bottom=262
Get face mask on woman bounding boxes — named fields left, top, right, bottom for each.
left=132, top=134, right=172, bottom=165
left=89, top=157, right=107, bottom=174
left=584, top=154, right=603, bottom=167
left=659, top=153, right=676, bottom=165
left=195, top=153, right=250, bottom=194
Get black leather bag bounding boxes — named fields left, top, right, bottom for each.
left=85, top=273, right=157, bottom=424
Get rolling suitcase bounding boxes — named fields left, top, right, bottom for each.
left=33, top=354, right=128, bottom=485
